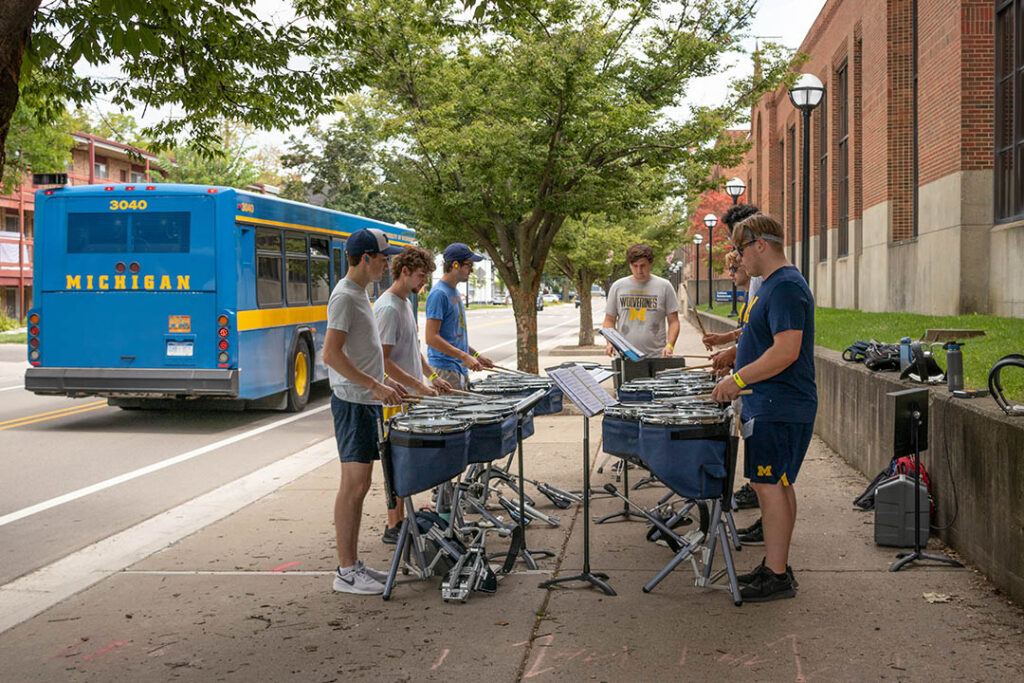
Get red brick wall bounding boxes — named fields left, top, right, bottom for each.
left=960, top=0, right=995, bottom=171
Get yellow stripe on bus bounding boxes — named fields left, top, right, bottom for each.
left=237, top=305, right=329, bottom=331
left=234, top=215, right=415, bottom=246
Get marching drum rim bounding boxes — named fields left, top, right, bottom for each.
left=389, top=415, right=471, bottom=434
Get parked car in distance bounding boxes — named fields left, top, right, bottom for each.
left=542, top=293, right=561, bottom=303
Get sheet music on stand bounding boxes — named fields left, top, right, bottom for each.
left=588, top=366, right=617, bottom=384
left=548, top=366, right=617, bottom=418
left=598, top=328, right=645, bottom=361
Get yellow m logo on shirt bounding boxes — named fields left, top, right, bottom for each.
left=756, top=465, right=772, bottom=478
left=628, top=307, right=646, bottom=321
left=742, top=295, right=758, bottom=324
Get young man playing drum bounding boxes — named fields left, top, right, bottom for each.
left=425, top=243, right=495, bottom=389
left=374, top=245, right=453, bottom=544
left=711, top=214, right=817, bottom=602
left=323, top=228, right=407, bottom=595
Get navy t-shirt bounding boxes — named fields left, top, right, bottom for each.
left=735, top=265, right=817, bottom=423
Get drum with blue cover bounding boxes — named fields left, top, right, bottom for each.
left=387, top=416, right=471, bottom=498
left=638, top=409, right=731, bottom=500
left=450, top=406, right=519, bottom=463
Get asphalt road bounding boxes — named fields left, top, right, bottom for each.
left=0, top=301, right=597, bottom=587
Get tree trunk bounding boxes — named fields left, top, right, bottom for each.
left=575, top=270, right=595, bottom=346
left=0, top=0, right=40, bottom=183
left=508, top=284, right=539, bottom=374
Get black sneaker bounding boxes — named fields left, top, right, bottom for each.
left=740, top=567, right=796, bottom=603
left=737, top=558, right=798, bottom=589
left=737, top=517, right=762, bottom=536
left=381, top=524, right=400, bottom=545
left=733, top=484, right=760, bottom=510
left=739, top=522, right=764, bottom=545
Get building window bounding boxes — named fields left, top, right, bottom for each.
left=788, top=125, right=796, bottom=263
left=996, top=0, right=1023, bottom=222
left=779, top=139, right=785, bottom=235
left=817, top=94, right=828, bottom=261
left=131, top=171, right=146, bottom=183
left=94, top=156, right=108, bottom=179
left=836, top=61, right=850, bottom=257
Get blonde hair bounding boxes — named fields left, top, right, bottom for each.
left=732, top=213, right=784, bottom=251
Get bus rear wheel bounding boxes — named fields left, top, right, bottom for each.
left=286, top=337, right=312, bottom=412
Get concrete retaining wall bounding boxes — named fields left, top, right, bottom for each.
left=685, top=310, right=1024, bottom=605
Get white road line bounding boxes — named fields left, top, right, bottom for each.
left=0, top=439, right=337, bottom=635
left=0, top=385, right=23, bottom=392
left=0, top=404, right=331, bottom=529
left=479, top=316, right=579, bottom=354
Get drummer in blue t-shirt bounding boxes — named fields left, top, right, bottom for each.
left=712, top=213, right=817, bottom=603
left=425, top=243, right=495, bottom=390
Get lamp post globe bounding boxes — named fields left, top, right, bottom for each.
left=702, top=214, right=717, bottom=310
left=725, top=176, right=746, bottom=205
left=788, top=73, right=825, bottom=281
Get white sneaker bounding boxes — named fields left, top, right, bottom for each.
left=332, top=565, right=384, bottom=595
left=355, top=559, right=389, bottom=584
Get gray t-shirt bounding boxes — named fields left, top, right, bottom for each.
left=327, top=278, right=383, bottom=404
left=605, top=274, right=680, bottom=356
left=374, top=291, right=422, bottom=391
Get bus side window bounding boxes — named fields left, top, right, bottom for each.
left=332, top=246, right=343, bottom=286
left=256, top=228, right=283, bottom=308
left=285, top=233, right=310, bottom=307
left=310, top=236, right=330, bottom=304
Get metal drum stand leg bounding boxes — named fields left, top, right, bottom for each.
left=506, top=419, right=554, bottom=569
left=595, top=456, right=644, bottom=524
left=539, top=416, right=616, bottom=595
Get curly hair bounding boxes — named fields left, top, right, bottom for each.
left=390, top=245, right=435, bottom=280
left=626, top=243, right=655, bottom=264
left=722, top=203, right=760, bottom=229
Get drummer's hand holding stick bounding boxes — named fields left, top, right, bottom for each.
left=431, top=375, right=453, bottom=394
left=472, top=349, right=495, bottom=369
left=371, top=379, right=404, bottom=405
left=710, top=346, right=737, bottom=377
left=702, top=330, right=739, bottom=351
left=462, top=352, right=484, bottom=372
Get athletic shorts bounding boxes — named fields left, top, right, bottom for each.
left=743, top=420, right=814, bottom=486
left=430, top=367, right=469, bottom=391
left=331, top=394, right=384, bottom=464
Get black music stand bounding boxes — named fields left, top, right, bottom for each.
left=539, top=366, right=617, bottom=596
left=887, top=388, right=963, bottom=572
left=506, top=389, right=556, bottom=570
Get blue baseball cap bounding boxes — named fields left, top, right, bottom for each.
left=345, top=228, right=403, bottom=256
left=443, top=243, right=485, bottom=264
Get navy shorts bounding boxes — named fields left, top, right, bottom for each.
left=743, top=420, right=814, bottom=486
left=331, top=394, right=384, bottom=464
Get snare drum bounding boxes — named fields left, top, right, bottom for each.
left=637, top=411, right=731, bottom=500
left=387, top=416, right=471, bottom=498
left=449, top=406, right=519, bottom=463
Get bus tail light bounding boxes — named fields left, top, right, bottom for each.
left=29, top=350, right=40, bottom=361
left=29, top=326, right=39, bottom=336
left=27, top=310, right=40, bottom=364
left=29, top=338, right=39, bottom=348
left=115, top=262, right=126, bottom=274
left=129, top=262, right=140, bottom=274
left=218, top=352, right=229, bottom=363
left=29, top=313, right=39, bottom=325
left=218, top=339, right=229, bottom=351
left=216, top=311, right=233, bottom=367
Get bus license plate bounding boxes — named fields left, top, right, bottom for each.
left=167, top=341, right=194, bottom=357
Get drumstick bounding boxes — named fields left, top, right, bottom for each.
left=491, top=363, right=531, bottom=375
left=692, top=389, right=752, bottom=400
left=680, top=363, right=715, bottom=371
left=692, top=308, right=708, bottom=336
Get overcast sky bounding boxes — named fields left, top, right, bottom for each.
left=86, top=0, right=828, bottom=152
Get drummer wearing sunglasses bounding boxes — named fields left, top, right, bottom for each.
left=710, top=214, right=817, bottom=603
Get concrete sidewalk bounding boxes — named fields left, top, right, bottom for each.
left=0, top=326, right=1021, bottom=682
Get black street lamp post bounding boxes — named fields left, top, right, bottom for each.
left=788, top=74, right=825, bottom=281
left=702, top=213, right=717, bottom=310
left=724, top=176, right=746, bottom=317
left=693, top=233, right=704, bottom=310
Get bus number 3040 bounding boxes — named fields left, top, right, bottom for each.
left=109, top=199, right=148, bottom=211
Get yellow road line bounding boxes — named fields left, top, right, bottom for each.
left=0, top=401, right=108, bottom=430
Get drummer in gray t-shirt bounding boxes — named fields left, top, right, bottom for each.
left=374, top=245, right=453, bottom=543
left=603, top=243, right=680, bottom=358
left=323, top=228, right=406, bottom=596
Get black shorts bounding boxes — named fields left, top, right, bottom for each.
left=331, top=394, right=383, bottom=464
left=743, top=420, right=813, bottom=486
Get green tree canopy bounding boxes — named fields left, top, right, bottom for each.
left=0, top=0, right=346, bottom=182
left=301, top=0, right=791, bottom=370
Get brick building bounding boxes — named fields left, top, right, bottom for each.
left=0, top=133, right=166, bottom=319
left=738, top=0, right=1022, bottom=316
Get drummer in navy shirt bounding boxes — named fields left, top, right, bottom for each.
left=712, top=213, right=817, bottom=603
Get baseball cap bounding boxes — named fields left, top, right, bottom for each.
left=443, top=243, right=485, bottom=264
left=345, top=228, right=403, bottom=256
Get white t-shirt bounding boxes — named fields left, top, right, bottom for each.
left=327, top=278, right=383, bottom=404
left=605, top=274, right=680, bottom=356
left=374, top=291, right=423, bottom=391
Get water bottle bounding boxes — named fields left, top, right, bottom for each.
left=945, top=341, right=964, bottom=392
left=899, top=337, right=912, bottom=372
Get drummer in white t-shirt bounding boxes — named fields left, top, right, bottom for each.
left=374, top=246, right=453, bottom=543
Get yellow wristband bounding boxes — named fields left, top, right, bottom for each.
left=473, top=351, right=481, bottom=358
left=429, top=372, right=438, bottom=380
left=732, top=372, right=747, bottom=389
left=665, top=343, right=674, bottom=351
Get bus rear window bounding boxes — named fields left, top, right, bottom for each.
left=67, top=212, right=190, bottom=253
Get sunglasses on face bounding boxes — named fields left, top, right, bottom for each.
left=736, top=238, right=759, bottom=256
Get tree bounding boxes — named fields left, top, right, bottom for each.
left=2, top=72, right=71, bottom=193
left=0, top=0, right=345, bottom=183
left=304, top=0, right=791, bottom=372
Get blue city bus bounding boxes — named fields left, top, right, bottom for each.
left=24, top=183, right=415, bottom=411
